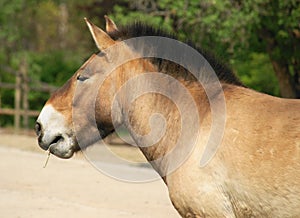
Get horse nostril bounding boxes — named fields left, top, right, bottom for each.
left=51, top=135, right=63, bottom=145
left=35, top=122, right=42, bottom=136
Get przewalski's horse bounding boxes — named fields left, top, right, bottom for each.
left=36, top=16, right=300, bottom=217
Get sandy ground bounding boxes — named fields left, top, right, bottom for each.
left=0, top=131, right=180, bottom=218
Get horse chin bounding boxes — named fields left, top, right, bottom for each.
left=47, top=128, right=114, bottom=159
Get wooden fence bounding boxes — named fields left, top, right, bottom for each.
left=0, top=59, right=57, bottom=132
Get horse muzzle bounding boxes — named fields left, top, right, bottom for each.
left=35, top=104, right=78, bottom=159
left=35, top=121, right=76, bottom=159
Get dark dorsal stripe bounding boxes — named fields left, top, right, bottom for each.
left=109, top=22, right=244, bottom=86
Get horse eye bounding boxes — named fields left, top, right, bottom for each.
left=76, top=75, right=88, bottom=82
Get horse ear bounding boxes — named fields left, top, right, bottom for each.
left=84, top=18, right=115, bottom=51
left=104, top=15, right=119, bottom=35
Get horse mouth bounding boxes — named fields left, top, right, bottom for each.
left=47, top=135, right=77, bottom=159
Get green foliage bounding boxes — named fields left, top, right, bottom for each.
left=111, top=5, right=167, bottom=30
left=29, top=51, right=82, bottom=86
left=109, top=0, right=299, bottom=97
left=233, top=53, right=280, bottom=96
left=0, top=0, right=299, bottom=128
left=0, top=0, right=90, bottom=128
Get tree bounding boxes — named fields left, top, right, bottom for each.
left=107, top=0, right=300, bottom=98
left=250, top=0, right=300, bottom=98
left=0, top=0, right=91, bottom=127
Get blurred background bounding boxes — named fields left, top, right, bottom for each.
left=0, top=0, right=299, bottom=131
left=0, top=1, right=299, bottom=217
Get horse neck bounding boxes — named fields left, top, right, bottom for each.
left=121, top=73, right=212, bottom=176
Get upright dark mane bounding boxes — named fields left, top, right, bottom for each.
left=109, top=22, right=244, bottom=86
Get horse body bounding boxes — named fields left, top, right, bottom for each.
left=36, top=17, right=300, bottom=217
left=166, top=86, right=300, bottom=217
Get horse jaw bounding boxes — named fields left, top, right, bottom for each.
left=36, top=104, right=78, bottom=159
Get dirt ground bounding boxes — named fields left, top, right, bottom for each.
left=0, top=129, right=180, bottom=218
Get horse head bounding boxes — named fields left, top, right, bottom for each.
left=35, top=17, right=138, bottom=158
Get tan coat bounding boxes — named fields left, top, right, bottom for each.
left=36, top=17, right=300, bottom=217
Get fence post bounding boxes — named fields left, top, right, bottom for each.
left=21, top=58, right=29, bottom=129
left=0, top=77, right=2, bottom=127
left=14, top=71, right=21, bottom=132
left=0, top=76, right=2, bottom=110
